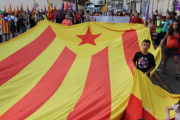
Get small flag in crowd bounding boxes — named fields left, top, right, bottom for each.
left=14, top=7, right=16, bottom=14
left=54, top=5, right=56, bottom=14
left=21, top=4, right=24, bottom=13
left=102, top=3, right=107, bottom=12
left=47, top=0, right=52, bottom=18
left=70, top=1, right=74, bottom=13
left=9, top=3, right=12, bottom=13
left=8, top=7, right=10, bottom=14
left=27, top=6, right=30, bottom=14
left=176, top=0, right=180, bottom=11
left=45, top=6, right=46, bottom=12
left=61, top=2, right=64, bottom=12
left=145, top=0, right=150, bottom=21
left=17, top=6, right=20, bottom=14
left=65, top=1, right=68, bottom=13
left=4, top=6, right=6, bottom=13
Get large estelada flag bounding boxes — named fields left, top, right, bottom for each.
left=0, top=20, right=178, bottom=119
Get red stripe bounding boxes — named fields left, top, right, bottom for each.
left=67, top=47, right=111, bottom=120
left=122, top=29, right=141, bottom=74
left=123, top=94, right=157, bottom=120
left=0, top=47, right=77, bottom=120
left=0, top=26, right=56, bottom=86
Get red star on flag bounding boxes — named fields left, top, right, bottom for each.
left=77, top=27, right=101, bottom=46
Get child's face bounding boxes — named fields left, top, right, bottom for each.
left=141, top=42, right=150, bottom=51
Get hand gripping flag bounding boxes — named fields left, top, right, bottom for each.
left=102, top=3, right=107, bottom=12
left=0, top=20, right=178, bottom=120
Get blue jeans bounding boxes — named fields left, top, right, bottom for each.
left=0, top=35, right=2, bottom=43
left=20, top=26, right=26, bottom=33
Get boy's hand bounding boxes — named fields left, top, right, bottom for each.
left=144, top=72, right=149, bottom=75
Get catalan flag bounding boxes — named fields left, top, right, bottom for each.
left=8, top=7, right=10, bottom=14
left=47, top=1, right=52, bottom=18
left=0, top=20, right=178, bottom=120
left=1, top=17, right=10, bottom=34
left=102, top=3, right=107, bottom=12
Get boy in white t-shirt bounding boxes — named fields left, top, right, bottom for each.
left=165, top=100, right=180, bottom=120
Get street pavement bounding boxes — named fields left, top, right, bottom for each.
left=1, top=29, right=180, bottom=94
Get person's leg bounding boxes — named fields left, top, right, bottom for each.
left=156, top=33, right=161, bottom=45
left=174, top=56, right=179, bottom=74
left=4, top=34, right=7, bottom=40
left=163, top=54, right=169, bottom=73
left=0, top=35, right=2, bottom=43
left=8, top=33, right=10, bottom=40
left=12, top=32, right=15, bottom=38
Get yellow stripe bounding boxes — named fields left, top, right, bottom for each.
left=133, top=69, right=180, bottom=119
left=109, top=36, right=133, bottom=120
left=27, top=55, right=91, bottom=120
left=0, top=20, right=49, bottom=62
left=0, top=37, right=65, bottom=116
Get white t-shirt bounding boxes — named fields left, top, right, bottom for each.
left=173, top=104, right=180, bottom=120
left=9, top=16, right=18, bottom=26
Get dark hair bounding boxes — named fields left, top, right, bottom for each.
left=151, top=14, right=157, bottom=24
left=142, top=39, right=151, bottom=45
left=4, top=13, right=8, bottom=17
left=168, top=20, right=180, bottom=36
left=11, top=12, right=14, bottom=15
left=176, top=100, right=180, bottom=111
left=176, top=15, right=180, bottom=22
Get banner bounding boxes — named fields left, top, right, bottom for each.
left=0, top=20, right=162, bottom=120
left=90, top=16, right=130, bottom=23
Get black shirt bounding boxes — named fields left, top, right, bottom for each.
left=29, top=18, right=36, bottom=28
left=19, top=18, right=25, bottom=27
left=132, top=52, right=156, bottom=77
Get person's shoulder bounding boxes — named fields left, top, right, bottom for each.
left=135, top=51, right=141, bottom=55
left=148, top=52, right=155, bottom=57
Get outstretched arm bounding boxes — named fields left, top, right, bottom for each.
left=164, top=105, right=173, bottom=120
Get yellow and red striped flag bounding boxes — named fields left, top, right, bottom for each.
left=1, top=17, right=10, bottom=34
left=102, top=3, right=107, bottom=12
left=7, top=7, right=10, bottom=14
left=0, top=20, right=178, bottom=120
left=124, top=69, right=180, bottom=120
left=47, top=1, right=52, bottom=19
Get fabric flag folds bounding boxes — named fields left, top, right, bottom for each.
left=0, top=20, right=179, bottom=120
left=123, top=69, right=180, bottom=120
left=102, top=3, right=107, bottom=12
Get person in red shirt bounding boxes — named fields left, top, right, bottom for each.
left=62, top=15, right=72, bottom=26
left=131, top=13, right=143, bottom=24
left=74, top=11, right=81, bottom=24
left=51, top=11, right=55, bottom=22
